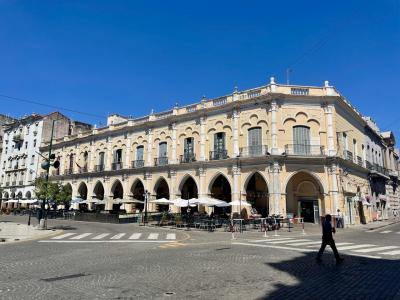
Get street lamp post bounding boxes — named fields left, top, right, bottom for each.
left=143, top=189, right=149, bottom=225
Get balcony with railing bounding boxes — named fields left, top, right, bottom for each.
left=18, top=180, right=23, bottom=186
left=371, top=164, right=388, bottom=176
left=112, top=162, right=123, bottom=170
left=11, top=181, right=16, bottom=186
left=209, top=150, right=228, bottom=160
left=154, top=157, right=168, bottom=166
left=5, top=182, right=10, bottom=186
left=95, top=164, right=105, bottom=172
left=240, top=145, right=269, bottom=158
left=366, top=161, right=373, bottom=170
left=291, top=88, right=309, bottom=96
left=343, top=150, right=353, bottom=162
left=180, top=153, right=196, bottom=164
left=64, top=168, right=73, bottom=175
left=356, top=156, right=363, bottom=166
left=284, top=144, right=325, bottom=156
left=131, top=160, right=145, bottom=169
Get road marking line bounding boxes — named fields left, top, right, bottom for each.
left=307, top=242, right=354, bottom=248
left=267, top=239, right=310, bottom=244
left=287, top=241, right=322, bottom=246
left=380, top=230, right=393, bottom=234
left=378, top=250, right=400, bottom=255
left=110, top=233, right=126, bottom=240
left=70, top=233, right=92, bottom=240
left=92, top=233, right=110, bottom=240
left=338, top=244, right=376, bottom=250
left=365, top=231, right=374, bottom=233
left=148, top=233, right=159, bottom=240
left=352, top=246, right=398, bottom=253
left=397, top=232, right=400, bottom=234
left=166, top=233, right=176, bottom=240
left=232, top=242, right=382, bottom=259
left=51, top=233, right=76, bottom=240
left=250, top=237, right=296, bottom=243
left=38, top=240, right=171, bottom=243
left=129, top=233, right=142, bottom=240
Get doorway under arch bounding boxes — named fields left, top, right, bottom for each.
left=93, top=181, right=105, bottom=200
left=180, top=176, right=198, bottom=200
left=78, top=182, right=88, bottom=200
left=210, top=174, right=231, bottom=214
left=285, top=171, right=324, bottom=223
left=245, top=172, right=269, bottom=217
left=131, top=180, right=145, bottom=212
left=154, top=178, right=170, bottom=212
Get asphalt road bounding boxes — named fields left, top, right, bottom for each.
left=0, top=216, right=399, bottom=299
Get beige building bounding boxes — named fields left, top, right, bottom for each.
left=43, top=79, right=400, bottom=224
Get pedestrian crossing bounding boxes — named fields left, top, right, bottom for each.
left=39, top=232, right=177, bottom=243
left=241, top=237, right=400, bottom=258
left=366, top=229, right=400, bottom=235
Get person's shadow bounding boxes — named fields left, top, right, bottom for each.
left=262, top=252, right=400, bottom=300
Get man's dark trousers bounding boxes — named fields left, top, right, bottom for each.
left=317, top=237, right=340, bottom=260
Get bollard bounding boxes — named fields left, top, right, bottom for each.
left=263, top=223, right=268, bottom=238
left=301, top=220, right=306, bottom=235
left=231, top=220, right=235, bottom=240
left=274, top=219, right=279, bottom=236
left=39, top=219, right=45, bottom=230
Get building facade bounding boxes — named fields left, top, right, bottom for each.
left=0, top=112, right=92, bottom=208
left=40, top=79, right=400, bottom=224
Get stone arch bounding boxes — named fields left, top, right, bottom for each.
left=244, top=172, right=270, bottom=216
left=208, top=172, right=232, bottom=194
left=11, top=192, right=16, bottom=199
left=179, top=175, right=198, bottom=200
left=209, top=173, right=232, bottom=214
left=111, top=179, right=124, bottom=199
left=3, top=192, right=9, bottom=199
left=285, top=171, right=325, bottom=223
left=17, top=191, right=23, bottom=199
left=77, top=182, right=88, bottom=200
left=131, top=179, right=145, bottom=200
left=25, top=191, right=32, bottom=200
left=153, top=177, right=170, bottom=199
left=93, top=181, right=104, bottom=200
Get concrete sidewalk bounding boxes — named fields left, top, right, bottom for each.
left=0, top=221, right=60, bottom=243
left=351, top=218, right=400, bottom=231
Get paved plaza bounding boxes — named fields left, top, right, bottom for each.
left=0, top=216, right=400, bottom=299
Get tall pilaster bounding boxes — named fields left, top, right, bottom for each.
left=125, top=136, right=132, bottom=169
left=232, top=164, right=241, bottom=213
left=198, top=166, right=206, bottom=197
left=146, top=128, right=153, bottom=167
left=270, top=161, right=281, bottom=215
left=328, top=164, right=339, bottom=214
left=170, top=123, right=177, bottom=164
left=232, top=108, right=240, bottom=157
left=270, top=100, right=279, bottom=155
left=324, top=104, right=335, bottom=156
left=200, top=116, right=206, bottom=161
left=106, top=140, right=112, bottom=171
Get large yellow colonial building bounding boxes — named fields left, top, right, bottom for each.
left=44, top=79, right=400, bottom=225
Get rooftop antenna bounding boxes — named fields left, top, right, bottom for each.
left=286, top=68, right=292, bottom=85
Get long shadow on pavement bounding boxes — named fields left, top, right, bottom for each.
left=262, top=252, right=400, bottom=300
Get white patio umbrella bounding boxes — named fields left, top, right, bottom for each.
left=150, top=198, right=173, bottom=205
left=228, top=200, right=252, bottom=207
left=6, top=199, right=19, bottom=203
left=172, top=198, right=196, bottom=207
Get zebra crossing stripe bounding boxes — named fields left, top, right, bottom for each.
left=378, top=250, right=400, bottom=255
left=129, top=233, right=142, bottom=240
left=307, top=242, right=354, bottom=248
left=268, top=239, right=309, bottom=244
left=51, top=233, right=76, bottom=240
left=338, top=244, right=376, bottom=250
left=380, top=230, right=392, bottom=234
left=92, top=233, right=110, bottom=240
left=166, top=233, right=176, bottom=240
left=148, top=233, right=159, bottom=240
left=287, top=241, right=322, bottom=246
left=352, top=246, right=398, bottom=253
left=110, top=233, right=126, bottom=240
left=251, top=237, right=295, bottom=243
left=70, top=233, right=92, bottom=240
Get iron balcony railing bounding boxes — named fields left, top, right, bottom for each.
left=5, top=182, right=10, bottom=186
left=209, top=150, right=228, bottom=160
left=64, top=168, right=73, bottom=175
left=11, top=181, right=16, bottom=186
left=240, top=145, right=269, bottom=157
left=343, top=150, right=353, bottom=161
left=154, top=157, right=168, bottom=166
left=180, top=153, right=196, bottom=163
left=284, top=144, right=325, bottom=156
left=18, top=180, right=23, bottom=186
left=112, top=162, right=123, bottom=170
left=366, top=161, right=373, bottom=170
left=357, top=156, right=363, bottom=166
left=132, top=160, right=145, bottom=168
left=95, top=164, right=105, bottom=172
left=371, top=164, right=388, bottom=176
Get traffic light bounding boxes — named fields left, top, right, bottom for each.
left=40, top=154, right=60, bottom=170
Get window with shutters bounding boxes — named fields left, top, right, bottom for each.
left=293, top=126, right=310, bottom=155
left=134, top=146, right=144, bottom=168
left=99, top=152, right=105, bottom=166
left=248, top=127, right=262, bottom=156
left=157, top=142, right=168, bottom=166
left=211, top=132, right=227, bottom=160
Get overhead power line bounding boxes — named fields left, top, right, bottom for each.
left=0, top=93, right=105, bottom=120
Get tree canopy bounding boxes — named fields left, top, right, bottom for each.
left=34, top=178, right=72, bottom=204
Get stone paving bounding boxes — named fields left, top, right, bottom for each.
left=0, top=221, right=60, bottom=243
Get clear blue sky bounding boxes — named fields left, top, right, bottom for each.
left=0, top=1, right=399, bottom=136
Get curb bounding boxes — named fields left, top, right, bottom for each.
left=364, top=219, right=400, bottom=231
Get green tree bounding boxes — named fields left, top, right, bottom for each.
left=55, top=183, right=72, bottom=205
left=34, top=178, right=59, bottom=201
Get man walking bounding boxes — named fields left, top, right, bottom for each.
left=316, top=214, right=344, bottom=264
